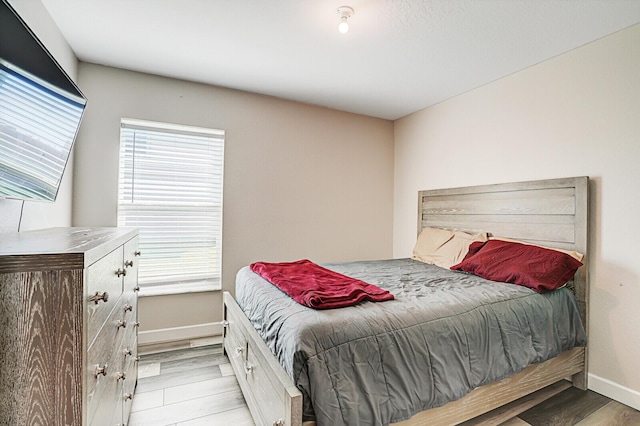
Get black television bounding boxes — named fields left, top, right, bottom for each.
left=0, top=0, right=86, bottom=202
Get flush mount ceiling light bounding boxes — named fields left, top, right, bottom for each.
left=337, top=6, right=354, bottom=34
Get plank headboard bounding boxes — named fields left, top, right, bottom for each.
left=417, top=176, right=589, bottom=387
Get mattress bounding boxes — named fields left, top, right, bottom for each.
left=235, top=258, right=587, bottom=426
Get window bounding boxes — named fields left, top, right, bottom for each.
left=117, top=118, right=224, bottom=295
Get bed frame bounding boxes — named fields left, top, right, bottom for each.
left=223, top=176, right=589, bottom=426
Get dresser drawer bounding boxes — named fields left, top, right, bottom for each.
left=87, top=247, right=125, bottom=346
left=120, top=294, right=137, bottom=328
left=121, top=315, right=138, bottom=374
left=123, top=236, right=139, bottom=294
left=87, top=297, right=130, bottom=421
left=122, top=329, right=138, bottom=425
left=111, top=391, right=125, bottom=426
left=88, top=342, right=127, bottom=425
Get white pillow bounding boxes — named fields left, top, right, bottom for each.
left=413, top=227, right=488, bottom=269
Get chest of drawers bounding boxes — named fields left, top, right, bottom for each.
left=0, top=227, right=139, bottom=425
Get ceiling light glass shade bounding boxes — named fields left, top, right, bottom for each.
left=338, top=18, right=349, bottom=34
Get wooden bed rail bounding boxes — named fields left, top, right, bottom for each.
left=223, top=291, right=303, bottom=426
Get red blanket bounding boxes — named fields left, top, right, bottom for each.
left=250, top=259, right=394, bottom=309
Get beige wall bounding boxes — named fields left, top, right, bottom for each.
left=0, top=0, right=78, bottom=232
left=73, top=63, right=394, bottom=338
left=394, top=24, right=640, bottom=408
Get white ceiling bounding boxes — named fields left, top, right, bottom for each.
left=41, top=0, right=640, bottom=120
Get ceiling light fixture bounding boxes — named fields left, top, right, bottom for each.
left=337, top=6, right=354, bottom=34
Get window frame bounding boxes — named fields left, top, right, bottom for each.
left=117, top=118, right=225, bottom=296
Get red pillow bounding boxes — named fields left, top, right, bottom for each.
left=450, top=240, right=583, bottom=293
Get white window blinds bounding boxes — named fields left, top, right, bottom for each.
left=117, top=119, right=225, bottom=294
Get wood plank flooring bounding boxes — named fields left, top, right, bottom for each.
left=129, top=344, right=254, bottom=426
left=129, top=344, right=640, bottom=426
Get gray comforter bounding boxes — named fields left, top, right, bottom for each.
left=235, top=258, right=587, bottom=426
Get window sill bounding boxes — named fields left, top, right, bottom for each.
left=138, top=281, right=221, bottom=297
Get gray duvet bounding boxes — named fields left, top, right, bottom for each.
left=235, top=258, right=587, bottom=426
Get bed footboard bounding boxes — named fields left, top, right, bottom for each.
left=223, top=291, right=302, bottom=426
left=392, top=347, right=585, bottom=425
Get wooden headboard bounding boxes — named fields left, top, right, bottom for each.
left=417, top=176, right=589, bottom=334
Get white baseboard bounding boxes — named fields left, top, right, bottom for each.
left=138, top=322, right=222, bottom=346
left=588, top=373, right=640, bottom=411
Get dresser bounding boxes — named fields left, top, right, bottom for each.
left=0, top=227, right=139, bottom=425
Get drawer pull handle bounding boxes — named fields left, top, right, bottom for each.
left=116, top=372, right=126, bottom=381
left=124, top=393, right=133, bottom=401
left=133, top=356, right=141, bottom=362
left=134, top=250, right=141, bottom=256
left=89, top=291, right=109, bottom=304
left=123, top=304, right=133, bottom=312
left=244, top=361, right=254, bottom=374
left=116, top=319, right=127, bottom=329
left=273, top=420, right=285, bottom=426
left=234, top=347, right=243, bottom=357
left=116, top=268, right=127, bottom=277
left=123, top=348, right=133, bottom=356
left=94, top=364, right=107, bottom=378
left=133, top=286, right=140, bottom=292
left=133, top=321, right=140, bottom=328
left=124, top=260, right=134, bottom=268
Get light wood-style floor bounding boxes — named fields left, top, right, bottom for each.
left=129, top=343, right=254, bottom=426
left=129, top=344, right=640, bottom=426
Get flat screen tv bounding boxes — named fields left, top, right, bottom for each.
left=0, top=0, right=86, bottom=202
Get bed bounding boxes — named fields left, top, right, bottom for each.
left=222, top=176, right=589, bottom=426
